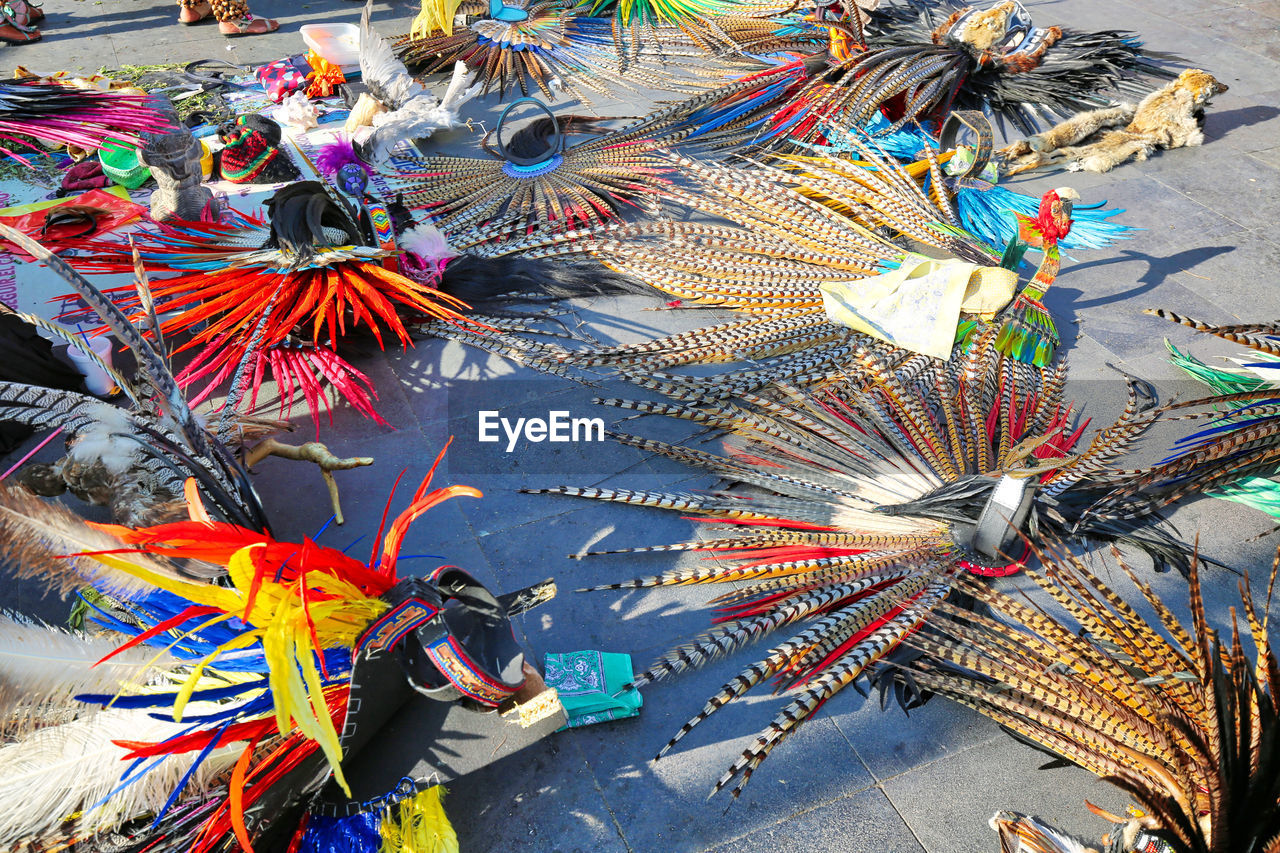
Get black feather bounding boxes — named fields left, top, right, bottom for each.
left=264, top=182, right=360, bottom=257
left=438, top=254, right=654, bottom=309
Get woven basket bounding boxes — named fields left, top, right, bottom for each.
left=98, top=141, right=150, bottom=190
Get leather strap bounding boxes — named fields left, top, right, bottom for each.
left=939, top=110, right=993, bottom=178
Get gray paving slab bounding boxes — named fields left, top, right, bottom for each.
left=445, top=738, right=632, bottom=853
left=882, top=734, right=1133, bottom=853
left=829, top=693, right=1005, bottom=784
left=572, top=694, right=878, bottom=852
left=1250, top=145, right=1280, bottom=171
left=703, top=787, right=927, bottom=853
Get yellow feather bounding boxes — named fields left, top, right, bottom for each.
left=172, top=625, right=260, bottom=722
left=411, top=0, right=463, bottom=37
left=95, top=555, right=242, bottom=612
left=379, top=786, right=458, bottom=853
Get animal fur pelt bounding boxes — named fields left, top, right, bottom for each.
left=1001, top=69, right=1228, bottom=173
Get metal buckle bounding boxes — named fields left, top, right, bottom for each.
left=972, top=475, right=1034, bottom=560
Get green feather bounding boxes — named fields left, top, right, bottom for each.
left=1215, top=476, right=1280, bottom=519
left=1168, top=341, right=1273, bottom=395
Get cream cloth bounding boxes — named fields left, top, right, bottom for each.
left=820, top=257, right=1017, bottom=359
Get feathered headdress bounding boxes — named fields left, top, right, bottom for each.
left=0, top=445, right=513, bottom=852
left=64, top=184, right=480, bottom=430
left=908, top=536, right=1280, bottom=853
left=525, top=326, right=1280, bottom=797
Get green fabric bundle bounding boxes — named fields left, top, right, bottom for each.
left=544, top=650, right=641, bottom=729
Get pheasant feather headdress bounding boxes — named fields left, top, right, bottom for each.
left=426, top=148, right=1085, bottom=392
left=397, top=0, right=705, bottom=102
left=908, top=537, right=1280, bottom=853
left=527, top=330, right=1280, bottom=797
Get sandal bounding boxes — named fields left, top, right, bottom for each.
left=0, top=18, right=38, bottom=43
left=218, top=13, right=278, bottom=36
left=0, top=0, right=39, bottom=41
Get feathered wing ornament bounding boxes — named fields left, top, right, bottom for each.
left=1141, top=308, right=1280, bottom=520
left=0, top=490, right=237, bottom=849
left=577, top=0, right=745, bottom=52
left=904, top=537, right=1280, bottom=853
left=0, top=709, right=240, bottom=849
left=864, top=0, right=1176, bottom=136
left=807, top=113, right=1135, bottom=253
left=989, top=811, right=1102, bottom=853
left=0, top=614, right=181, bottom=737
left=359, top=1, right=480, bottom=164
left=0, top=481, right=222, bottom=597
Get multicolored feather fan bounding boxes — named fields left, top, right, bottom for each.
left=0, top=446, right=534, bottom=852
left=526, top=336, right=1280, bottom=797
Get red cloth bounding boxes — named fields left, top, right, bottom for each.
left=0, top=188, right=147, bottom=260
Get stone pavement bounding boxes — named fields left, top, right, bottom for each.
left=5, top=0, right=1280, bottom=851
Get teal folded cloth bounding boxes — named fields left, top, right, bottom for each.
left=544, top=650, right=642, bottom=729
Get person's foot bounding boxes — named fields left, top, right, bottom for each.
left=178, top=0, right=213, bottom=23
left=219, top=14, right=278, bottom=35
